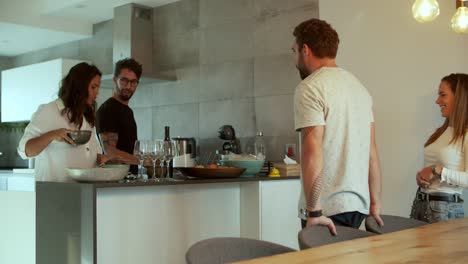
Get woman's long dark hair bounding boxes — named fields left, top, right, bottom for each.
left=58, top=62, right=101, bottom=129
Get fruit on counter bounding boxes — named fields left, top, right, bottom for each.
left=193, top=164, right=234, bottom=169
left=268, top=168, right=280, bottom=177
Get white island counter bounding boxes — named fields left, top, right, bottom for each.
left=36, top=176, right=300, bottom=264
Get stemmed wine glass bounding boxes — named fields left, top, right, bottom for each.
left=161, top=140, right=177, bottom=179
left=149, top=140, right=164, bottom=181
left=134, top=140, right=149, bottom=179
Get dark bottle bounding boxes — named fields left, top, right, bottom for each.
left=164, top=126, right=170, bottom=141
left=164, top=126, right=173, bottom=178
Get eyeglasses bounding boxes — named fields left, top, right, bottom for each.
left=118, top=77, right=139, bottom=87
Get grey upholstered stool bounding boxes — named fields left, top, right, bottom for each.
left=298, top=225, right=375, bottom=250
left=185, top=237, right=295, bottom=264
left=365, top=215, right=427, bottom=234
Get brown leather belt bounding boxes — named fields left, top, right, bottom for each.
left=417, top=191, right=464, bottom=203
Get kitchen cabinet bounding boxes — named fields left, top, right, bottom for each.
left=1, top=58, right=84, bottom=122
left=0, top=171, right=35, bottom=264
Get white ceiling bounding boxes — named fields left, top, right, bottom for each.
left=0, top=0, right=179, bottom=57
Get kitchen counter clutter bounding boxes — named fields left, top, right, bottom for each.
left=36, top=175, right=301, bottom=264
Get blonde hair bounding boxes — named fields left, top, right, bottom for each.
left=425, top=73, right=468, bottom=148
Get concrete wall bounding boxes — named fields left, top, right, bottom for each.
left=130, top=0, right=319, bottom=161
left=320, top=0, right=468, bottom=217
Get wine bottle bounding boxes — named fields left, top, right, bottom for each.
left=163, top=126, right=173, bottom=178
left=164, top=126, right=170, bottom=141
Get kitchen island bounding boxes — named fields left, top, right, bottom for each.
left=36, top=176, right=300, bottom=264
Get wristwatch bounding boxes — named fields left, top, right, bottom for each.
left=432, top=166, right=441, bottom=179
left=300, top=209, right=323, bottom=218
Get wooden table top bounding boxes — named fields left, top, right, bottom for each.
left=234, top=218, right=468, bottom=264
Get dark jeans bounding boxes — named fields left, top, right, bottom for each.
left=301, top=211, right=367, bottom=229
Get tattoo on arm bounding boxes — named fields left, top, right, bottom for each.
left=99, top=132, right=118, bottom=154
left=301, top=127, right=324, bottom=210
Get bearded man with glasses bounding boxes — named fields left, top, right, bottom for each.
left=96, top=58, right=142, bottom=174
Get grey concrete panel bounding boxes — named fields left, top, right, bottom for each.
left=133, top=107, right=153, bottom=140
left=153, top=66, right=200, bottom=106
left=200, top=20, right=254, bottom=65
left=129, top=84, right=155, bottom=108
left=254, top=0, right=319, bottom=22
left=262, top=135, right=299, bottom=162
left=254, top=5, right=319, bottom=57
left=152, top=103, right=199, bottom=139
left=198, top=98, right=256, bottom=139
left=78, top=20, right=113, bottom=74
left=254, top=53, right=299, bottom=97
left=200, top=59, right=253, bottom=101
left=153, top=0, right=199, bottom=35
left=153, top=29, right=199, bottom=71
left=255, top=94, right=295, bottom=137
left=199, top=0, right=254, bottom=28
left=153, top=0, right=200, bottom=71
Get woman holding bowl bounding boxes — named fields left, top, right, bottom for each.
left=18, top=62, right=110, bottom=182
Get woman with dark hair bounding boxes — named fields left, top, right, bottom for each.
left=18, top=62, right=109, bottom=182
left=410, top=73, right=468, bottom=223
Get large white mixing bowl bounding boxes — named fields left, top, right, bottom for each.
left=66, top=164, right=130, bottom=182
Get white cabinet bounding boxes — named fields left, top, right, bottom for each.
left=0, top=171, right=35, bottom=264
left=1, top=58, right=85, bottom=122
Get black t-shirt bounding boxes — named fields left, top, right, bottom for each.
left=96, top=97, right=138, bottom=174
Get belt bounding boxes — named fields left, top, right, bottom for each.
left=417, top=192, right=464, bottom=203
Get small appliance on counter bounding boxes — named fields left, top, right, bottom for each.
left=218, top=125, right=242, bottom=154
left=172, top=137, right=196, bottom=167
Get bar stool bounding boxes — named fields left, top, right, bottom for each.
left=298, top=225, right=375, bottom=250
left=365, top=215, right=427, bottom=234
left=185, top=237, right=295, bottom=264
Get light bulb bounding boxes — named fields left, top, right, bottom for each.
left=412, top=0, right=440, bottom=23
left=451, top=7, right=468, bottom=33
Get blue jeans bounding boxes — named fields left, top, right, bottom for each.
left=410, top=191, right=465, bottom=223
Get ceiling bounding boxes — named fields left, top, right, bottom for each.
left=0, top=0, right=179, bottom=57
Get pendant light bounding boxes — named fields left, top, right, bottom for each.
left=451, top=0, right=468, bottom=33
left=412, top=0, right=440, bottom=23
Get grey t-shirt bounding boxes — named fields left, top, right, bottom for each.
left=294, top=67, right=374, bottom=217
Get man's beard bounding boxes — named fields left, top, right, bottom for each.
left=118, top=88, right=134, bottom=101
left=296, top=59, right=310, bottom=80
left=297, top=67, right=309, bottom=80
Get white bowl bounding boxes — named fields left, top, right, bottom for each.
left=66, top=165, right=130, bottom=182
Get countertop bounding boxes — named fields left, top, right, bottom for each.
left=39, top=175, right=300, bottom=189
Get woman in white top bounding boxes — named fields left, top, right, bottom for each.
left=18, top=62, right=109, bottom=182
left=410, top=73, right=468, bottom=223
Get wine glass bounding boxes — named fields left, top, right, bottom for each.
left=134, top=140, right=149, bottom=179
left=149, top=140, right=163, bottom=180
left=161, top=140, right=177, bottom=179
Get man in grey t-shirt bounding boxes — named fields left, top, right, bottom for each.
left=291, top=18, right=384, bottom=234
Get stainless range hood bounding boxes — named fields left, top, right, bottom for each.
left=101, top=3, right=176, bottom=88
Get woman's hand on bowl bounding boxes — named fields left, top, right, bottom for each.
left=97, top=154, right=112, bottom=167
left=48, top=128, right=76, bottom=145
